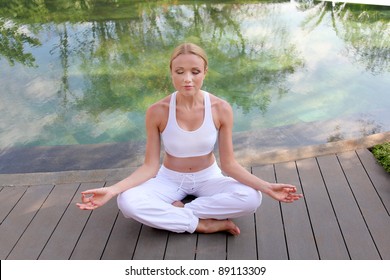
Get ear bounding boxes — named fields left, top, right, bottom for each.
left=204, top=67, right=208, bottom=75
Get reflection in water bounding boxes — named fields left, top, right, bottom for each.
left=326, top=114, right=383, bottom=143
left=327, top=125, right=345, bottom=142
left=299, top=0, right=390, bottom=75
left=0, top=18, right=41, bottom=66
left=0, top=0, right=389, bottom=155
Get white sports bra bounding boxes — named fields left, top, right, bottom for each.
left=161, top=91, right=218, bottom=158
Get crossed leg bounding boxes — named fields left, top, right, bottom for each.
left=172, top=200, right=240, bottom=235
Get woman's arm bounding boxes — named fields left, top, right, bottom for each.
left=216, top=100, right=302, bottom=203
left=77, top=103, right=163, bottom=210
left=108, top=103, right=163, bottom=195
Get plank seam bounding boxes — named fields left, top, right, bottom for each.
left=38, top=183, right=82, bottom=260
left=294, top=161, right=320, bottom=259
left=315, top=157, right=351, bottom=260
left=69, top=203, right=94, bottom=260
left=0, top=187, right=28, bottom=226
left=131, top=224, right=144, bottom=260
left=251, top=166, right=260, bottom=260
left=355, top=151, right=390, bottom=216
left=336, top=153, right=383, bottom=260
left=194, top=234, right=199, bottom=260
left=6, top=185, right=55, bottom=260
left=163, top=232, right=170, bottom=260
left=100, top=210, right=120, bottom=260
left=273, top=164, right=289, bottom=260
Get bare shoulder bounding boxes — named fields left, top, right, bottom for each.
left=209, top=93, right=232, bottom=114
left=147, top=95, right=170, bottom=114
left=146, top=95, right=171, bottom=131
left=208, top=92, right=233, bottom=129
left=210, top=93, right=231, bottom=110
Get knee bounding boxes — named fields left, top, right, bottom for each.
left=117, top=188, right=147, bottom=219
left=234, top=188, right=262, bottom=213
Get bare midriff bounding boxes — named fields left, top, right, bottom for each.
left=163, top=152, right=215, bottom=173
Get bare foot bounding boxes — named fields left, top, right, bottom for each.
left=172, top=200, right=184, bottom=208
left=196, top=219, right=240, bottom=236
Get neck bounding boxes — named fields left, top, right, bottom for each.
left=176, top=90, right=203, bottom=109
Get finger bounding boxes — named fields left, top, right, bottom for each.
left=293, top=193, right=304, bottom=198
left=287, top=193, right=302, bottom=198
left=283, top=193, right=303, bottom=203
left=281, top=186, right=296, bottom=192
left=81, top=193, right=94, bottom=203
left=76, top=203, right=90, bottom=210
left=76, top=202, right=97, bottom=210
left=283, top=198, right=294, bottom=203
left=289, top=194, right=303, bottom=201
left=286, top=196, right=300, bottom=202
left=81, top=189, right=100, bottom=196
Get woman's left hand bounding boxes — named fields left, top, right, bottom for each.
left=267, top=183, right=303, bottom=203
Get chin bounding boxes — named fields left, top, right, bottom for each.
left=182, top=88, right=200, bottom=95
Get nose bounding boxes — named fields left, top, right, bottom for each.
left=184, top=72, right=192, bottom=83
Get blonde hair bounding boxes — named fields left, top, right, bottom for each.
left=169, top=43, right=208, bottom=71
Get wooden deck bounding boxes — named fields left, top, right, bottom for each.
left=0, top=149, right=389, bottom=260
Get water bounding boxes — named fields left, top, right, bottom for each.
left=1, top=0, right=390, bottom=154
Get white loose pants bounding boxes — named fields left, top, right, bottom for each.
left=117, top=162, right=262, bottom=233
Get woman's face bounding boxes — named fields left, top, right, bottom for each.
left=170, top=53, right=207, bottom=96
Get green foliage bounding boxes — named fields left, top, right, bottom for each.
left=371, top=142, right=390, bottom=173
left=0, top=18, right=41, bottom=66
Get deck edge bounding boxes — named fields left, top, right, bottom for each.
left=1, top=132, right=389, bottom=186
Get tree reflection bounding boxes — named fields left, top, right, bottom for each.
left=0, top=0, right=303, bottom=117
left=75, top=2, right=304, bottom=116
left=0, top=18, right=41, bottom=66
left=297, top=0, right=390, bottom=75
left=2, top=0, right=388, bottom=148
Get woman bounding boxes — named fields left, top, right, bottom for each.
left=77, top=43, right=302, bottom=235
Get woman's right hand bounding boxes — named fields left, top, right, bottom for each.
left=76, top=187, right=116, bottom=210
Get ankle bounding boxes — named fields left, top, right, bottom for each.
left=172, top=200, right=185, bottom=208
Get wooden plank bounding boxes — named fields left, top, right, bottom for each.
left=70, top=182, right=118, bottom=260
left=0, top=184, right=53, bottom=259
left=101, top=212, right=142, bottom=260
left=225, top=164, right=258, bottom=260
left=216, top=163, right=257, bottom=260
left=196, top=233, right=226, bottom=260
left=0, top=186, right=28, bottom=224
left=38, top=182, right=94, bottom=259
left=1, top=149, right=385, bottom=261
left=296, top=157, right=349, bottom=260
left=274, top=162, right=318, bottom=260
left=132, top=226, right=169, bottom=260
left=356, top=149, right=390, bottom=214
left=252, top=164, right=288, bottom=260
left=163, top=195, right=198, bottom=259
left=164, top=232, right=198, bottom=260
left=338, top=151, right=390, bottom=259
left=317, top=154, right=380, bottom=259
left=7, top=183, right=80, bottom=260
left=227, top=215, right=257, bottom=259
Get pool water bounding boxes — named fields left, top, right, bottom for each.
left=1, top=0, right=390, bottom=152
